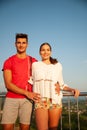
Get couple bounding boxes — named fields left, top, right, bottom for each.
left=1, top=33, right=80, bottom=130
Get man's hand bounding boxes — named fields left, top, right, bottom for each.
left=24, top=91, right=41, bottom=102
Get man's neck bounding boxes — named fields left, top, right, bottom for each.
left=16, top=53, right=27, bottom=59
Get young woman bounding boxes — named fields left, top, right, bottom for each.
left=31, top=42, right=80, bottom=130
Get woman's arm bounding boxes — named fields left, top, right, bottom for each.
left=55, top=63, right=80, bottom=97
left=63, top=85, right=80, bottom=98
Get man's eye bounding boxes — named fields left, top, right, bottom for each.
left=17, top=42, right=20, bottom=44
left=16, top=42, right=26, bottom=44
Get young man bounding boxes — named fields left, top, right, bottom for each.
left=1, top=33, right=40, bottom=130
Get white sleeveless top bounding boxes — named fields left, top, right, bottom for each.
left=32, top=61, right=65, bottom=104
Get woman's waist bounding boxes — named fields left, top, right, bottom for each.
left=35, top=79, right=53, bottom=82
left=33, top=87, right=63, bottom=98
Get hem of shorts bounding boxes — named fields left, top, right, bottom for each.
left=1, top=122, right=30, bottom=125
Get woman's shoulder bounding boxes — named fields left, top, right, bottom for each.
left=55, top=62, right=63, bottom=69
left=32, top=61, right=42, bottom=66
left=55, top=62, right=62, bottom=66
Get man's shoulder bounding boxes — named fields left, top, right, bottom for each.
left=28, top=55, right=38, bottom=63
left=2, top=55, right=16, bottom=70
left=4, top=55, right=16, bottom=62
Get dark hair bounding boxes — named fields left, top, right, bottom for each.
left=39, top=42, right=58, bottom=64
left=15, top=33, right=28, bottom=42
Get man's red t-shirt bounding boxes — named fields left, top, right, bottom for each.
left=2, top=54, right=37, bottom=98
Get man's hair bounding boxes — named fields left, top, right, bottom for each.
left=15, top=33, right=28, bottom=42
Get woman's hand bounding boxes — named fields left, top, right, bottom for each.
left=55, top=82, right=60, bottom=95
left=73, top=89, right=80, bottom=98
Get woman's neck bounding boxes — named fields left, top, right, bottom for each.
left=42, top=59, right=51, bottom=64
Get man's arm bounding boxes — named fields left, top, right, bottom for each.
left=3, top=70, right=40, bottom=102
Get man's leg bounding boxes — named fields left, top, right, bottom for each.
left=19, top=99, right=33, bottom=130
left=20, top=124, right=30, bottom=130
left=1, top=98, right=19, bottom=130
left=2, top=124, right=14, bottom=130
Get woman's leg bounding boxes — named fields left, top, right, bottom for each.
left=35, top=108, right=48, bottom=130
left=48, top=107, right=62, bottom=130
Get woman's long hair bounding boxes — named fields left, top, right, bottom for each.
left=39, top=42, right=58, bottom=64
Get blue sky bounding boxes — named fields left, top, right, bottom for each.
left=0, top=0, right=87, bottom=92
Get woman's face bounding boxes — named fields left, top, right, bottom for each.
left=40, top=44, right=51, bottom=60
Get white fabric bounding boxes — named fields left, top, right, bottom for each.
left=32, top=61, right=65, bottom=104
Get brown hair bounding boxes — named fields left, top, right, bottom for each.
left=15, top=33, right=28, bottom=42
left=39, top=42, right=58, bottom=64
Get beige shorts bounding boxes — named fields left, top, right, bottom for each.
left=1, top=98, right=33, bottom=124
left=35, top=97, right=62, bottom=109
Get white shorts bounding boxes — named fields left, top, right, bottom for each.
left=1, top=98, right=33, bottom=125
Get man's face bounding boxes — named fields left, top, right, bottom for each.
left=15, top=38, right=28, bottom=53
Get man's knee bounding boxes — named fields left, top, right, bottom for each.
left=49, top=126, right=58, bottom=130
left=20, top=124, right=30, bottom=130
